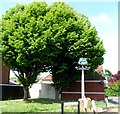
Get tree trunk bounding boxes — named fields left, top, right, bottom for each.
left=55, top=88, right=61, bottom=100
left=23, top=86, right=29, bottom=101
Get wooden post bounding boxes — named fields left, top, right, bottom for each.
left=61, top=101, right=64, bottom=114
left=91, top=100, right=96, bottom=114
left=61, top=101, right=81, bottom=114
left=105, top=96, right=109, bottom=107
left=78, top=101, right=80, bottom=114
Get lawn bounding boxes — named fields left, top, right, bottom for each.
left=0, top=98, right=61, bottom=113
left=0, top=98, right=116, bottom=113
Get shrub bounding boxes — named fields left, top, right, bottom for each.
left=105, top=80, right=120, bottom=96
left=105, top=71, right=120, bottom=96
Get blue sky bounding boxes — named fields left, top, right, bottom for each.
left=0, top=0, right=118, bottom=74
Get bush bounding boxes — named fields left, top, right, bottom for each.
left=105, top=71, right=120, bottom=96
left=105, top=80, right=120, bottom=96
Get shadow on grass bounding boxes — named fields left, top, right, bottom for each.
left=28, top=98, right=78, bottom=104
left=28, top=98, right=61, bottom=104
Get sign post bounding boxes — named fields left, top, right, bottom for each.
left=76, top=58, right=90, bottom=108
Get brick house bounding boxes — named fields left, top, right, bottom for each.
left=0, top=61, right=23, bottom=100
left=41, top=65, right=105, bottom=100
left=0, top=61, right=10, bottom=84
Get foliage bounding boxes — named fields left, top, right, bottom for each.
left=1, top=2, right=105, bottom=100
left=105, top=80, right=120, bottom=96
left=104, top=69, right=112, bottom=78
left=108, top=71, right=120, bottom=83
left=43, top=2, right=105, bottom=98
left=105, top=71, right=120, bottom=96
left=0, top=19, right=1, bottom=33
left=0, top=19, right=1, bottom=59
left=1, top=2, right=49, bottom=100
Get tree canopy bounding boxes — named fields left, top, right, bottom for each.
left=1, top=2, right=49, bottom=100
left=1, top=2, right=105, bottom=100
left=42, top=2, right=105, bottom=98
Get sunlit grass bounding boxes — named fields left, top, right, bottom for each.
left=0, top=98, right=61, bottom=112
left=0, top=98, right=117, bottom=113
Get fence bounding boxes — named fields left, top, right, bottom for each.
left=0, top=84, right=24, bottom=100
left=61, top=80, right=105, bottom=100
left=61, top=101, right=80, bottom=114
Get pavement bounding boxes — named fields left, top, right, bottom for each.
left=108, top=97, right=120, bottom=105
left=98, top=97, right=120, bottom=113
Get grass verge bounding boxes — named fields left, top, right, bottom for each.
left=0, top=98, right=118, bottom=113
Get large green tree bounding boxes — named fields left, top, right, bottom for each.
left=0, top=19, right=1, bottom=34
left=1, top=2, right=105, bottom=100
left=43, top=2, right=105, bottom=99
left=1, top=2, right=49, bottom=101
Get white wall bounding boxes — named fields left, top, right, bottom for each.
left=29, top=83, right=41, bottom=98
left=40, top=83, right=55, bottom=99
left=29, top=82, right=55, bottom=99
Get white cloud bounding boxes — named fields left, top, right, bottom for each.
left=90, top=13, right=112, bottom=26
left=99, top=30, right=118, bottom=74
left=103, top=38, right=118, bottom=74
left=89, top=13, right=117, bottom=74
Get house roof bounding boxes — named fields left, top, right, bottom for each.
left=42, top=74, right=52, bottom=81
left=42, top=73, right=105, bottom=82
left=41, top=65, right=105, bottom=82
left=95, top=65, right=104, bottom=75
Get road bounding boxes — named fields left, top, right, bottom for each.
left=108, top=97, right=120, bottom=105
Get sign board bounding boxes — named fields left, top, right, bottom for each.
left=78, top=58, right=88, bottom=65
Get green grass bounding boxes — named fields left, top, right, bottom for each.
left=0, top=98, right=61, bottom=112
left=0, top=98, right=117, bottom=113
